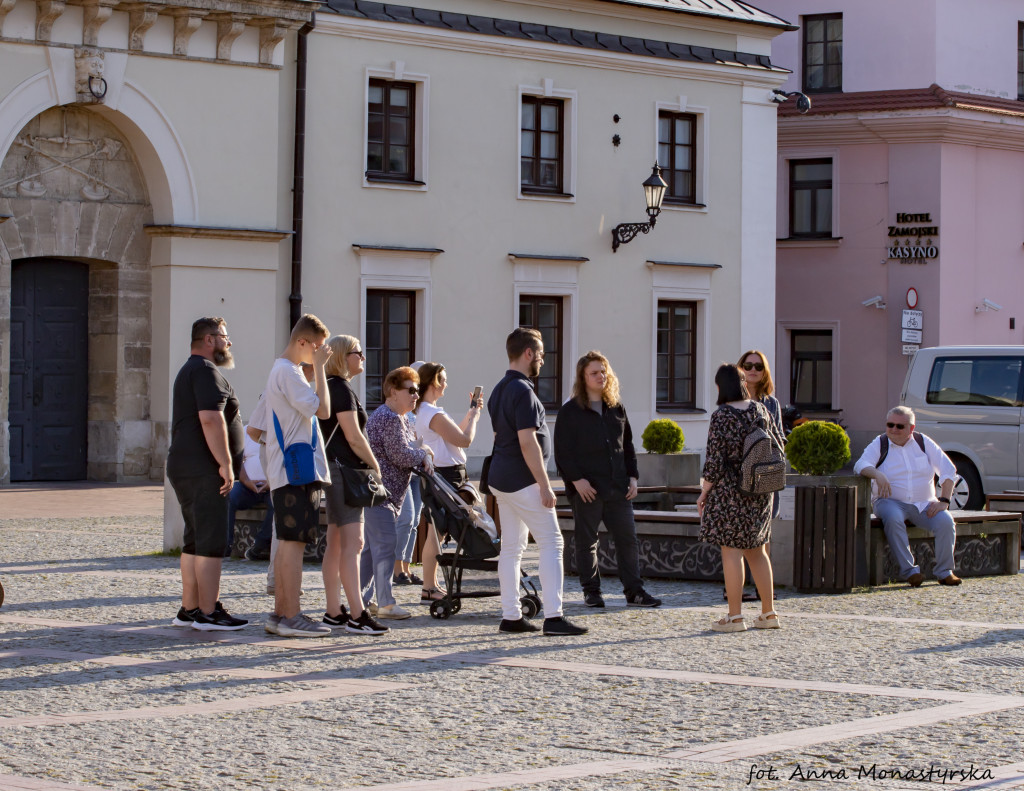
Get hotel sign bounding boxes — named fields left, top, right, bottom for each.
left=888, top=212, right=938, bottom=264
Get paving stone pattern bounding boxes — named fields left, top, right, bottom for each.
left=1, top=487, right=1023, bottom=791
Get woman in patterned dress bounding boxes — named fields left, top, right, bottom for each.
left=696, top=364, right=781, bottom=632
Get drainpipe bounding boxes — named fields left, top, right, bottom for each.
left=289, top=11, right=315, bottom=331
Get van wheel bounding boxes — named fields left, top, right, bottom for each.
left=952, top=458, right=984, bottom=510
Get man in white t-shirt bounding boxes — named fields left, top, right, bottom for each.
left=257, top=314, right=334, bottom=637
left=854, top=405, right=961, bottom=587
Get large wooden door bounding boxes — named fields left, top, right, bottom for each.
left=10, top=260, right=89, bottom=481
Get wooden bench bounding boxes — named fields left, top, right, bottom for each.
left=553, top=485, right=701, bottom=512
left=869, top=510, right=1021, bottom=584
left=556, top=507, right=721, bottom=581
left=986, top=493, right=1024, bottom=549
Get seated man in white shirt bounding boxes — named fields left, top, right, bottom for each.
left=854, top=405, right=962, bottom=587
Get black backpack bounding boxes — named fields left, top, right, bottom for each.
left=876, top=432, right=925, bottom=467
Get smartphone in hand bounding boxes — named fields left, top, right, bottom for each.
left=471, top=386, right=483, bottom=408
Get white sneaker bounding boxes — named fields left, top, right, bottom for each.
left=276, top=613, right=331, bottom=638
left=377, top=604, right=411, bottom=620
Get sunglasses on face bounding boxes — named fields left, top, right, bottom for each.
left=742, top=362, right=764, bottom=372
left=348, top=349, right=365, bottom=358
left=404, top=386, right=418, bottom=396
left=886, top=422, right=906, bottom=430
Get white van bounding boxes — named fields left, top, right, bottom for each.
left=901, top=346, right=1024, bottom=509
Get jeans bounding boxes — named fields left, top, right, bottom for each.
left=571, top=492, right=643, bottom=595
left=226, top=482, right=274, bottom=554
left=360, top=504, right=399, bottom=607
left=873, top=498, right=957, bottom=580
left=395, top=478, right=422, bottom=564
left=492, top=483, right=564, bottom=621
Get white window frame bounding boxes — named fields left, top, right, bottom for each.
left=363, top=62, right=430, bottom=191
left=778, top=147, right=840, bottom=240
left=654, top=96, right=709, bottom=212
left=517, top=79, right=577, bottom=203
left=355, top=247, right=440, bottom=403
left=776, top=320, right=841, bottom=410
left=509, top=255, right=582, bottom=414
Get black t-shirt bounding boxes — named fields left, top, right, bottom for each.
left=487, top=370, right=549, bottom=493
left=318, top=376, right=369, bottom=469
left=166, top=354, right=244, bottom=479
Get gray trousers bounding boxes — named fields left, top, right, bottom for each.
left=571, top=492, right=644, bottom=595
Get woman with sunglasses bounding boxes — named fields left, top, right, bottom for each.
left=361, top=366, right=434, bottom=619
left=732, top=350, right=785, bottom=601
left=318, top=335, right=389, bottom=634
left=412, top=361, right=484, bottom=603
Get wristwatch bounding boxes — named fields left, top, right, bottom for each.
left=937, top=497, right=950, bottom=504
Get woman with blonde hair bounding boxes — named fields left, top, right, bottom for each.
left=553, top=351, right=661, bottom=609
left=318, top=334, right=389, bottom=634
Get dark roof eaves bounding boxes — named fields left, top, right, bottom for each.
left=323, top=0, right=787, bottom=72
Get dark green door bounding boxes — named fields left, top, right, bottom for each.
left=10, top=259, right=89, bottom=481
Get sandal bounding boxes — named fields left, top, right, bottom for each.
left=420, top=588, right=446, bottom=605
left=711, top=614, right=747, bottom=633
left=752, top=611, right=781, bottom=629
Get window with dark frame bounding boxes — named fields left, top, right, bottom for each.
left=802, top=13, right=842, bottom=94
left=520, top=96, right=564, bottom=194
left=791, top=330, right=833, bottom=409
left=1018, top=23, right=1024, bottom=101
left=518, top=295, right=563, bottom=410
left=364, top=289, right=416, bottom=409
left=658, top=111, right=697, bottom=205
left=656, top=301, right=697, bottom=410
left=367, top=78, right=416, bottom=182
left=789, top=158, right=833, bottom=238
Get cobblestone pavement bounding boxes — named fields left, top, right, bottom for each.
left=1, top=485, right=1023, bottom=791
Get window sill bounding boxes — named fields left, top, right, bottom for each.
left=518, top=190, right=575, bottom=202
left=364, top=176, right=427, bottom=190
left=662, top=201, right=707, bottom=213
left=777, top=237, right=843, bottom=248
left=656, top=408, right=707, bottom=416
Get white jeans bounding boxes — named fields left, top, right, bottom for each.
left=492, top=483, right=564, bottom=621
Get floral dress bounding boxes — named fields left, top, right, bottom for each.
left=698, top=402, right=774, bottom=549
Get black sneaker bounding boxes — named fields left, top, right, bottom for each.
left=583, top=591, right=605, bottom=608
left=408, top=572, right=424, bottom=586
left=626, top=590, right=662, bottom=608
left=191, top=602, right=248, bottom=631
left=346, top=610, right=390, bottom=635
left=322, top=605, right=350, bottom=629
left=393, top=573, right=412, bottom=585
left=499, top=618, right=540, bottom=633
left=171, top=606, right=200, bottom=627
left=543, top=616, right=588, bottom=636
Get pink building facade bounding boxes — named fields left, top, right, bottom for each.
left=757, top=0, right=1024, bottom=454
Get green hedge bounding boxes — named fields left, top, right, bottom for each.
left=641, top=419, right=685, bottom=454
left=785, top=420, right=851, bottom=475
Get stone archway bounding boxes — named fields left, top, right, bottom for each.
left=0, top=105, right=154, bottom=482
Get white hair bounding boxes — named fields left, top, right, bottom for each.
left=888, top=405, right=915, bottom=424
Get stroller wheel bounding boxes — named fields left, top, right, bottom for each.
left=520, top=596, right=538, bottom=620
left=429, top=599, right=453, bottom=620
left=450, top=600, right=462, bottom=614
left=527, top=594, right=542, bottom=614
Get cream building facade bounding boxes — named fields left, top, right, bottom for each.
left=0, top=0, right=795, bottom=546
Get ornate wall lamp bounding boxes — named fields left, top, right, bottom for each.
left=611, top=164, right=668, bottom=252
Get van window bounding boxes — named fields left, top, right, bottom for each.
left=926, top=357, right=1024, bottom=407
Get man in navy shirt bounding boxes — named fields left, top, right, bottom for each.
left=487, top=328, right=587, bottom=636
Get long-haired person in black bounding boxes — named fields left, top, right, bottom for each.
left=554, top=351, right=661, bottom=609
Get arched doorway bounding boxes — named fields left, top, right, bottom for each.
left=10, top=259, right=89, bottom=480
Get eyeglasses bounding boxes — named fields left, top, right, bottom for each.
left=741, top=362, right=764, bottom=372
left=404, top=386, right=418, bottom=396
left=886, top=422, right=906, bottom=430
left=208, top=333, right=230, bottom=342
left=348, top=349, right=365, bottom=358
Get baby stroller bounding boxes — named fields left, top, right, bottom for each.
left=415, top=469, right=541, bottom=620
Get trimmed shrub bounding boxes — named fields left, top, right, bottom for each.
left=641, top=419, right=685, bottom=454
left=785, top=420, right=851, bottom=475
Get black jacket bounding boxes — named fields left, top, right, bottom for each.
left=554, top=398, right=639, bottom=499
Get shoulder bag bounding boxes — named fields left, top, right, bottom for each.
left=273, top=411, right=317, bottom=486
left=325, top=424, right=390, bottom=508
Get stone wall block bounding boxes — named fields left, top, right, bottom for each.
left=95, top=202, right=125, bottom=259
left=122, top=392, right=150, bottom=421
left=87, top=419, right=121, bottom=464
left=123, top=222, right=151, bottom=266
left=77, top=201, right=105, bottom=259
left=119, top=316, right=151, bottom=344
left=122, top=369, right=149, bottom=400
left=89, top=332, right=118, bottom=373
left=117, top=268, right=150, bottom=296
left=87, top=461, right=118, bottom=481
left=124, top=344, right=150, bottom=370
left=55, top=199, right=80, bottom=254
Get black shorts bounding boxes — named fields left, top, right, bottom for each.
left=272, top=483, right=323, bottom=544
left=169, top=474, right=228, bottom=558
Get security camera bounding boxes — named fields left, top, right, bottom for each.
left=862, top=296, right=886, bottom=309
left=771, top=89, right=812, bottom=114
left=976, top=298, right=1003, bottom=313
